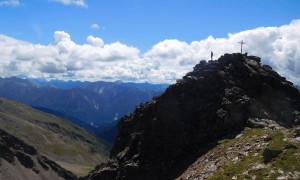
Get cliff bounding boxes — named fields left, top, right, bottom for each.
left=84, top=53, right=300, bottom=180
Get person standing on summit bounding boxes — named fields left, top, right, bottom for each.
left=211, top=51, right=213, bottom=60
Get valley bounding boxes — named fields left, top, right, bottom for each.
left=0, top=78, right=167, bottom=143
left=0, top=97, right=110, bottom=177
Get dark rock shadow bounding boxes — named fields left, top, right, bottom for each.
left=167, top=130, right=242, bottom=179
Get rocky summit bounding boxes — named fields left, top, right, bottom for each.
left=84, top=53, right=300, bottom=180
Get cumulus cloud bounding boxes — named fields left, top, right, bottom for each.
left=87, top=36, right=104, bottom=47
left=0, top=20, right=300, bottom=84
left=91, top=24, right=100, bottom=29
left=51, top=0, right=87, bottom=7
left=0, top=31, right=141, bottom=81
left=0, top=0, right=20, bottom=6
left=144, top=20, right=300, bottom=84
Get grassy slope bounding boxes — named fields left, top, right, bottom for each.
left=177, top=127, right=300, bottom=179
left=209, top=128, right=300, bottom=180
left=0, top=98, right=110, bottom=177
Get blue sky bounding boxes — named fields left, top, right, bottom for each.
left=0, top=0, right=300, bottom=84
left=1, top=0, right=299, bottom=51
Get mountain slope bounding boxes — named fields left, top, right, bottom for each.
left=0, top=98, right=110, bottom=177
left=178, top=127, right=300, bottom=179
left=0, top=78, right=165, bottom=143
left=0, top=129, right=76, bottom=180
left=84, top=53, right=300, bottom=180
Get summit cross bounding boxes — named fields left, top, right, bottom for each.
left=238, top=40, right=246, bottom=54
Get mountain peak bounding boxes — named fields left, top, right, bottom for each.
left=84, top=53, right=300, bottom=180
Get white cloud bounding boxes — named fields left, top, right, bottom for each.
left=87, top=35, right=104, bottom=47
left=51, top=0, right=87, bottom=7
left=0, top=0, right=20, bottom=6
left=0, top=31, right=141, bottom=81
left=91, top=24, right=100, bottom=29
left=144, top=20, right=300, bottom=84
left=0, top=20, right=300, bottom=84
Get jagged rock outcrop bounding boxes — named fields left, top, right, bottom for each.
left=85, top=53, right=300, bottom=180
left=0, top=129, right=76, bottom=180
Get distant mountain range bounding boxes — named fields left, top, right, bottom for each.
left=29, top=78, right=91, bottom=89
left=0, top=77, right=168, bottom=142
left=0, top=98, right=110, bottom=178
left=29, top=78, right=168, bottom=92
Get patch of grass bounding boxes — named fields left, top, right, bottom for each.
left=264, top=131, right=300, bottom=172
left=210, top=152, right=264, bottom=180
left=272, top=142, right=300, bottom=172
left=242, top=128, right=265, bottom=137
left=210, top=128, right=266, bottom=179
left=209, top=128, right=300, bottom=180
left=268, top=131, right=286, bottom=149
left=218, top=128, right=265, bottom=146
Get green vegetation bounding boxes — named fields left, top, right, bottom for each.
left=0, top=98, right=110, bottom=177
left=210, top=128, right=300, bottom=180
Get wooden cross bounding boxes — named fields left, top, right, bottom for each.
left=238, top=40, right=245, bottom=54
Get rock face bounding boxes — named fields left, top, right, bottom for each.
left=0, top=129, right=76, bottom=180
left=86, top=53, right=300, bottom=180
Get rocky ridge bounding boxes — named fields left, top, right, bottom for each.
left=84, top=53, right=300, bottom=180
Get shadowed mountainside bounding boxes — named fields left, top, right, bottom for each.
left=84, top=53, right=300, bottom=180
left=0, top=129, right=76, bottom=180
left=0, top=98, right=110, bottom=177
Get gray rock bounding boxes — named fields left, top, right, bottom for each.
left=294, top=127, right=300, bottom=137
left=85, top=53, right=300, bottom=180
left=263, top=148, right=282, bottom=164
